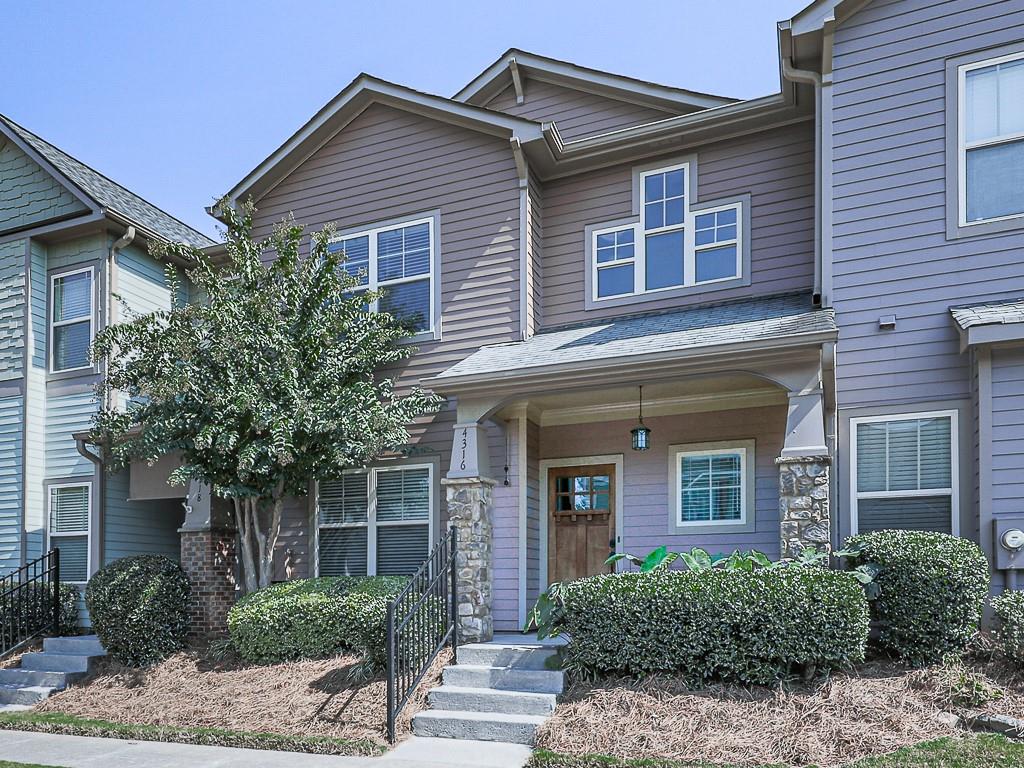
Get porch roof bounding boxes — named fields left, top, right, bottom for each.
left=429, top=293, right=835, bottom=391
left=951, top=298, right=1024, bottom=330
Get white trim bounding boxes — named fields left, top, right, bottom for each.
left=668, top=440, right=755, bottom=533
left=537, top=454, right=624, bottom=595
left=48, top=266, right=95, bottom=373
left=849, top=410, right=960, bottom=536
left=328, top=214, right=440, bottom=341
left=956, top=50, right=1024, bottom=229
left=46, top=481, right=92, bottom=584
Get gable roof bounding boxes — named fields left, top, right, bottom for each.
left=454, top=49, right=737, bottom=114
left=0, top=113, right=214, bottom=247
left=222, top=74, right=546, bottom=207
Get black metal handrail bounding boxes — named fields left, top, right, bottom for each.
left=1, top=549, right=60, bottom=659
left=385, top=527, right=457, bottom=743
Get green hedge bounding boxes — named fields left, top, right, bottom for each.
left=553, top=568, right=869, bottom=685
left=846, top=530, right=989, bottom=665
left=85, top=555, right=191, bottom=666
left=228, top=576, right=407, bottom=667
left=0, top=582, right=79, bottom=639
left=992, top=590, right=1024, bottom=666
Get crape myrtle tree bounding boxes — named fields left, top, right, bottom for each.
left=91, top=200, right=441, bottom=592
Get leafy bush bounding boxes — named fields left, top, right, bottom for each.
left=0, top=582, right=80, bottom=639
left=537, top=568, right=869, bottom=685
left=85, top=555, right=191, bottom=666
left=228, top=576, right=407, bottom=667
left=845, top=530, right=989, bottom=665
left=992, top=590, right=1024, bottom=665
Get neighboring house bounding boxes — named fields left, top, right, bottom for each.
left=0, top=114, right=214, bottom=596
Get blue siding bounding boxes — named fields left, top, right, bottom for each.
left=992, top=348, right=1024, bottom=520
left=0, top=239, right=25, bottom=381
left=25, top=241, right=47, bottom=562
left=0, top=395, right=23, bottom=572
left=103, top=470, right=183, bottom=564
left=47, top=234, right=104, bottom=273
left=115, top=243, right=177, bottom=317
left=45, top=391, right=96, bottom=479
left=0, top=138, right=86, bottom=233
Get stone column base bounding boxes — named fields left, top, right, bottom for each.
left=777, top=456, right=831, bottom=559
left=442, top=477, right=496, bottom=643
left=179, top=528, right=237, bottom=636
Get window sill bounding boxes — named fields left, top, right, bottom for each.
left=588, top=273, right=751, bottom=312
left=946, top=212, right=1024, bottom=241
left=668, top=518, right=755, bottom=536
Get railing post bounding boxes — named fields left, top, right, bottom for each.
left=51, top=549, right=60, bottom=636
left=449, top=527, right=458, bottom=654
left=385, top=600, right=396, bottom=744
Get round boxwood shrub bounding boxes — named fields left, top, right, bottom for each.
left=552, top=567, right=869, bottom=685
left=845, top=530, right=989, bottom=665
left=228, top=576, right=407, bottom=667
left=85, top=555, right=191, bottom=666
left=992, top=590, right=1024, bottom=666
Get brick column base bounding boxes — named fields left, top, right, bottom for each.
left=442, top=477, right=495, bottom=643
left=777, top=456, right=832, bottom=559
left=180, top=528, right=237, bottom=636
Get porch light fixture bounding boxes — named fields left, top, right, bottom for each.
left=630, top=385, right=651, bottom=451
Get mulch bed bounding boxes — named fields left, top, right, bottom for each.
left=535, top=650, right=1024, bottom=768
left=36, top=642, right=450, bottom=746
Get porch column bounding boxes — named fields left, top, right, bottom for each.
left=442, top=476, right=496, bottom=643
left=777, top=387, right=831, bottom=557
left=178, top=481, right=238, bottom=636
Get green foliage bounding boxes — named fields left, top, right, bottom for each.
left=227, top=576, right=406, bottom=667
left=991, top=590, right=1024, bottom=666
left=607, top=545, right=845, bottom=574
left=90, top=200, right=441, bottom=590
left=845, top=530, right=990, bottom=665
left=0, top=582, right=79, bottom=640
left=85, top=556, right=191, bottom=666
left=532, top=568, right=869, bottom=685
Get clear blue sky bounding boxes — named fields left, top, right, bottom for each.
left=5, top=0, right=804, bottom=239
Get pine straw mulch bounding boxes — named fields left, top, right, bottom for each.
left=36, top=642, right=450, bottom=746
left=535, top=653, right=1024, bottom=768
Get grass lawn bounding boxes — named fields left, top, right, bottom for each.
left=0, top=763, right=61, bottom=768
left=529, top=735, right=1024, bottom=767
left=0, top=711, right=384, bottom=757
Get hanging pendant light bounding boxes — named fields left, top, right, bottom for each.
left=630, top=385, right=651, bottom=451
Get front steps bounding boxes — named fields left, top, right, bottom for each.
left=413, top=636, right=564, bottom=745
left=0, top=635, right=105, bottom=711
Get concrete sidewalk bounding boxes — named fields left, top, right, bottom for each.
left=0, top=730, right=532, bottom=768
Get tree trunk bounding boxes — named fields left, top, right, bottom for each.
left=233, top=488, right=286, bottom=592
left=233, top=497, right=259, bottom=594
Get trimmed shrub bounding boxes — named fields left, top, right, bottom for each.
left=845, top=530, right=989, bottom=665
left=553, top=567, right=869, bottom=685
left=992, top=591, right=1024, bottom=666
left=0, top=582, right=79, bottom=639
left=228, top=576, right=407, bottom=667
left=85, top=555, right=191, bottom=666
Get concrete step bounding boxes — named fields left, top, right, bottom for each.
left=0, top=704, right=34, bottom=713
left=43, top=635, right=105, bottom=657
left=429, top=684, right=557, bottom=716
left=443, top=664, right=564, bottom=694
left=0, top=668, right=77, bottom=689
left=456, top=643, right=560, bottom=670
left=0, top=684, right=57, bottom=706
left=20, top=652, right=92, bottom=673
left=412, top=709, right=547, bottom=745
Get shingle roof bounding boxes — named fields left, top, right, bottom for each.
left=434, top=293, right=835, bottom=382
left=951, top=298, right=1024, bottom=330
left=0, top=114, right=215, bottom=248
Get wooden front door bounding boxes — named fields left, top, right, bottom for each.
left=548, top=464, right=615, bottom=584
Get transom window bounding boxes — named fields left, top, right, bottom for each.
left=669, top=441, right=754, bottom=531
left=959, top=52, right=1024, bottom=225
left=48, top=483, right=91, bottom=582
left=50, top=268, right=94, bottom=372
left=591, top=161, right=744, bottom=302
left=851, top=412, right=957, bottom=535
left=328, top=216, right=436, bottom=335
left=316, top=465, right=433, bottom=577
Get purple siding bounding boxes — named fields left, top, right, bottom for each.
left=992, top=348, right=1024, bottom=519
left=491, top=419, right=518, bottom=629
left=485, top=80, right=676, bottom=141
left=540, top=122, right=816, bottom=327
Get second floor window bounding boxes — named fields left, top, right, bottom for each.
left=328, top=216, right=436, bottom=336
left=592, top=161, right=744, bottom=302
left=50, top=268, right=94, bottom=372
left=960, top=52, right=1024, bottom=225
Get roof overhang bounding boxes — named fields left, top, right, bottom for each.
left=454, top=49, right=737, bottom=114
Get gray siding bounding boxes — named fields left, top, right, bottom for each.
left=0, top=138, right=86, bottom=233
left=0, top=394, right=24, bottom=572
left=103, top=470, right=183, bottom=564
left=25, top=241, right=47, bottom=562
left=0, top=239, right=25, bottom=381
left=491, top=420, right=518, bottom=629
left=526, top=175, right=544, bottom=335
left=486, top=80, right=676, bottom=141
left=992, top=347, right=1024, bottom=519
left=540, top=121, right=816, bottom=327
left=831, top=0, right=1024, bottom=409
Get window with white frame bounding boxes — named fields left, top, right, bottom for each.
left=851, top=412, right=957, bottom=535
left=316, top=465, right=432, bottom=576
left=48, top=483, right=91, bottom=582
left=50, top=268, right=94, bottom=372
left=592, top=161, right=743, bottom=301
left=670, top=441, right=753, bottom=530
left=327, top=216, right=435, bottom=335
left=959, top=51, right=1024, bottom=225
